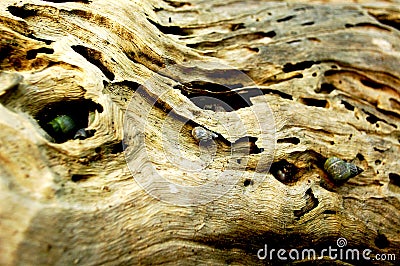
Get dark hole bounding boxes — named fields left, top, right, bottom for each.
left=147, top=18, right=191, bottom=36
left=237, top=158, right=242, bottom=164
left=293, top=73, right=303, bottom=79
left=277, top=137, right=300, bottom=145
left=282, top=60, right=320, bottom=73
left=176, top=82, right=258, bottom=111
left=374, top=18, right=400, bottom=31
left=349, top=134, right=353, bottom=140
left=301, top=21, right=315, bottom=26
left=293, top=188, right=319, bottom=219
left=277, top=15, right=295, bottom=23
left=71, top=45, right=115, bottom=80
left=374, top=147, right=385, bottom=153
left=375, top=160, right=381, bottom=165
left=111, top=141, right=124, bottom=154
left=345, top=23, right=354, bottom=28
left=164, top=0, right=191, bottom=8
left=299, top=98, right=328, bottom=108
left=365, top=112, right=379, bottom=124
left=270, top=160, right=298, bottom=184
left=26, top=47, right=54, bottom=60
left=341, top=100, right=355, bottom=111
left=356, top=153, right=365, bottom=161
left=71, top=174, right=90, bottom=182
left=375, top=233, right=389, bottom=249
left=322, top=210, right=336, bottom=215
left=249, top=47, right=259, bottom=53
left=360, top=79, right=383, bottom=89
left=35, top=99, right=102, bottom=143
left=261, top=88, right=293, bottom=100
left=315, top=83, right=336, bottom=94
left=389, top=173, right=400, bottom=187
left=230, top=23, right=245, bottom=31
left=330, top=141, right=335, bottom=145
left=243, top=179, right=253, bottom=187
left=232, top=136, right=263, bottom=155
left=312, top=72, right=317, bottom=77
left=95, top=147, right=101, bottom=153
left=7, top=5, right=37, bottom=19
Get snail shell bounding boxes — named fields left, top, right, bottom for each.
left=48, top=115, right=76, bottom=135
left=192, top=126, right=218, bottom=143
left=324, top=157, right=363, bottom=182
left=74, top=128, right=88, bottom=139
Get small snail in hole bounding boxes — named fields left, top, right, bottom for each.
left=48, top=115, right=76, bottom=135
left=192, top=126, right=218, bottom=144
left=324, top=157, right=363, bottom=182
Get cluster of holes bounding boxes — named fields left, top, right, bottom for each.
left=36, top=99, right=103, bottom=143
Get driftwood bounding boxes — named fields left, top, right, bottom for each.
left=0, top=0, right=399, bottom=265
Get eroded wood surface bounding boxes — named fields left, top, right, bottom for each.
left=0, top=0, right=399, bottom=265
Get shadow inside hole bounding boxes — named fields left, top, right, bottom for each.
left=35, top=99, right=103, bottom=143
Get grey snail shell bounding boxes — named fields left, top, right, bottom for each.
left=74, top=128, right=88, bottom=139
left=48, top=115, right=76, bottom=135
left=324, top=157, right=363, bottom=182
left=192, top=126, right=218, bottom=143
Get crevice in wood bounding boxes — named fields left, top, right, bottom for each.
left=282, top=60, right=321, bottom=73
left=71, top=45, right=115, bottom=81
left=26, top=47, right=54, bottom=60
left=293, top=188, right=319, bottom=220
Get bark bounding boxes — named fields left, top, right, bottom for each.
left=0, top=0, right=399, bottom=265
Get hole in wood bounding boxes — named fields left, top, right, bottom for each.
left=282, top=60, right=320, bottom=73
left=277, top=137, right=300, bottom=145
left=375, top=233, right=389, bottom=249
left=293, top=188, right=319, bottom=220
left=315, top=83, right=335, bottom=94
left=243, top=178, right=253, bottom=187
left=71, top=174, right=91, bottom=182
left=299, top=98, right=328, bottom=108
left=26, top=47, right=54, bottom=60
left=277, top=15, right=295, bottom=23
left=36, top=99, right=103, bottom=143
left=389, top=173, right=400, bottom=188
left=71, top=45, right=115, bottom=81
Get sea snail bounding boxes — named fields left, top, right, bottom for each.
left=324, top=157, right=363, bottom=182
left=192, top=126, right=218, bottom=144
left=48, top=115, right=76, bottom=135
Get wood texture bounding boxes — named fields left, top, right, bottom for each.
left=0, top=0, right=399, bottom=265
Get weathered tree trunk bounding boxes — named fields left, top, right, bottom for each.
left=0, top=0, right=399, bottom=265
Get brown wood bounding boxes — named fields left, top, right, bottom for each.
left=0, top=0, right=399, bottom=265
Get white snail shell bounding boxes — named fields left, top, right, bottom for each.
left=192, top=126, right=218, bottom=143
